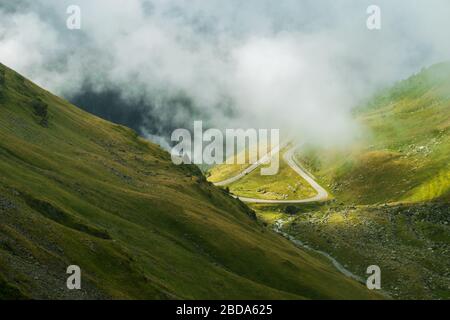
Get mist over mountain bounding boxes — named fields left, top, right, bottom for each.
left=1, top=0, right=450, bottom=147
left=0, top=1, right=449, bottom=302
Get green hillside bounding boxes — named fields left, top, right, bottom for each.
left=296, top=62, right=450, bottom=205
left=0, top=63, right=377, bottom=299
left=205, top=62, right=450, bottom=299
left=280, top=62, right=450, bottom=299
left=281, top=201, right=450, bottom=299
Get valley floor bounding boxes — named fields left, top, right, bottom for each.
left=257, top=202, right=449, bottom=300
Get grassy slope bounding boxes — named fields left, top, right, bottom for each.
left=296, top=62, right=450, bottom=205
left=280, top=62, right=450, bottom=299
left=201, top=62, right=450, bottom=299
left=0, top=63, right=376, bottom=299
left=281, top=202, right=450, bottom=299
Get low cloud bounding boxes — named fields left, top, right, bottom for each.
left=1, top=0, right=449, bottom=147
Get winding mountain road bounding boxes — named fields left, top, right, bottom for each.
left=213, top=146, right=378, bottom=288
left=213, top=145, right=329, bottom=204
